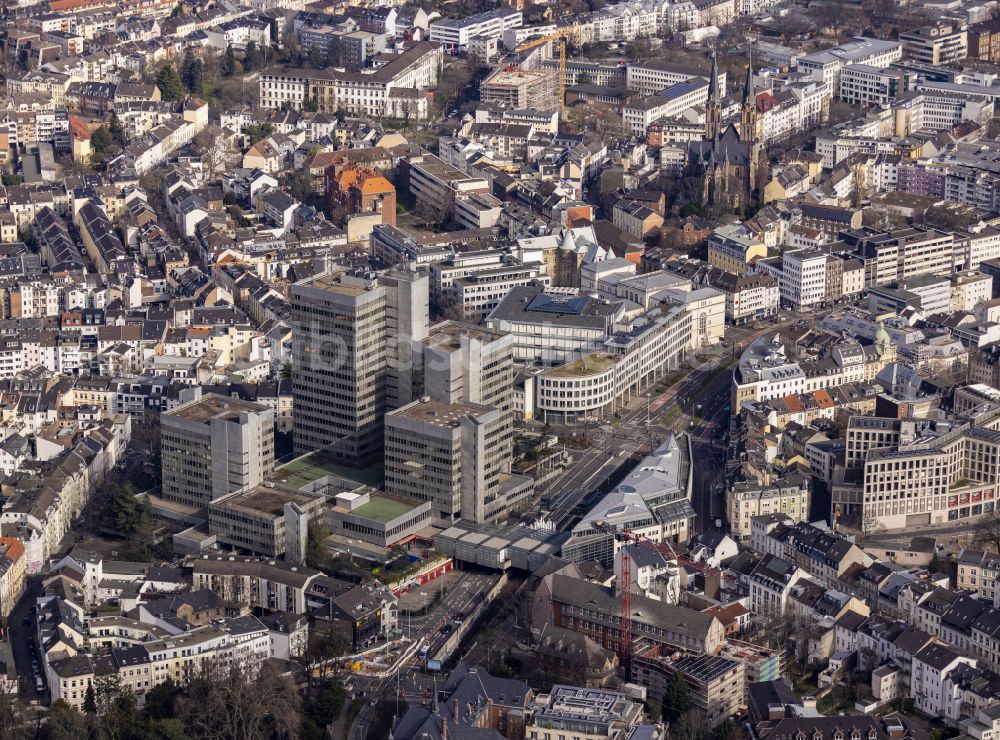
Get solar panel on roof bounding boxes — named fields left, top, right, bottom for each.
left=527, top=293, right=591, bottom=315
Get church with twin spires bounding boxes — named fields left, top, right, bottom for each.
left=685, top=51, right=768, bottom=215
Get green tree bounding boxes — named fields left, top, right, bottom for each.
left=713, top=718, right=740, bottom=740
left=181, top=51, right=203, bottom=95
left=105, top=480, right=141, bottom=535
left=247, top=121, right=274, bottom=145
left=136, top=495, right=158, bottom=558
left=306, top=44, right=325, bottom=69
left=108, top=111, right=127, bottom=147
left=222, top=44, right=238, bottom=77
left=928, top=553, right=941, bottom=573
left=146, top=718, right=189, bottom=740
left=156, top=65, right=186, bottom=101
left=92, top=673, right=139, bottom=740
left=662, top=671, right=691, bottom=723
left=269, top=18, right=279, bottom=43
left=181, top=50, right=196, bottom=90
left=245, top=41, right=264, bottom=72
left=144, top=678, right=181, bottom=721
left=305, top=679, right=347, bottom=729
left=42, top=700, right=88, bottom=740
left=305, top=520, right=328, bottom=569
left=91, top=126, right=112, bottom=155
left=83, top=684, right=96, bottom=715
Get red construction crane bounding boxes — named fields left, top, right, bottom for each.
left=620, top=549, right=632, bottom=677
left=591, top=518, right=738, bottom=674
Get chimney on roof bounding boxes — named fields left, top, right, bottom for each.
left=441, top=714, right=447, bottom=740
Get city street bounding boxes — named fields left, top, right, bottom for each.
left=536, top=321, right=770, bottom=533
left=8, top=576, right=43, bottom=703
left=344, top=569, right=500, bottom=738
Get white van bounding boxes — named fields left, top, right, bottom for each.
left=419, top=645, right=430, bottom=660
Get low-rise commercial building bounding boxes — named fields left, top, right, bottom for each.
left=328, top=492, right=431, bottom=551
left=207, top=485, right=325, bottom=560
left=429, top=8, right=522, bottom=48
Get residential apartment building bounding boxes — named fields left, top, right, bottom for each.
left=0, top=538, right=25, bottom=618
left=957, top=550, right=1000, bottom=601
left=160, top=394, right=275, bottom=509
left=729, top=474, right=812, bottom=541
left=697, top=269, right=780, bottom=325
left=968, top=19, right=1000, bottom=62
left=191, top=556, right=321, bottom=615
left=708, top=224, right=767, bottom=275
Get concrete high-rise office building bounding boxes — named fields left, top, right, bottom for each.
left=383, top=268, right=429, bottom=410
left=160, top=394, right=275, bottom=509
left=384, top=398, right=532, bottom=525
left=291, top=267, right=428, bottom=465
left=420, top=321, right=514, bottom=413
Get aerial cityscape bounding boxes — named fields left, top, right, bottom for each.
left=0, top=0, right=997, bottom=737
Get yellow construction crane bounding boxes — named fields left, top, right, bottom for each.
left=514, top=26, right=579, bottom=118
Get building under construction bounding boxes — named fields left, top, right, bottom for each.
left=481, top=66, right=558, bottom=110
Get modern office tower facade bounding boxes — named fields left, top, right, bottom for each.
left=291, top=267, right=428, bottom=464
left=382, top=268, right=430, bottom=410
left=420, top=321, right=514, bottom=413
left=161, top=393, right=275, bottom=509
left=384, top=398, right=531, bottom=525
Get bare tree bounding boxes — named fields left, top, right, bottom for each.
left=860, top=512, right=886, bottom=547
left=974, top=507, right=1000, bottom=553
left=772, top=11, right=816, bottom=44
left=809, top=0, right=851, bottom=36
left=177, top=659, right=302, bottom=740
left=0, top=692, right=21, bottom=740
left=848, top=158, right=870, bottom=208
left=671, top=708, right=708, bottom=740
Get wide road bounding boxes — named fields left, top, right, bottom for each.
left=539, top=322, right=771, bottom=532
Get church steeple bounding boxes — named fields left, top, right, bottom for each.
left=743, top=48, right=754, bottom=106
left=705, top=52, right=721, bottom=142
left=740, top=49, right=757, bottom=144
